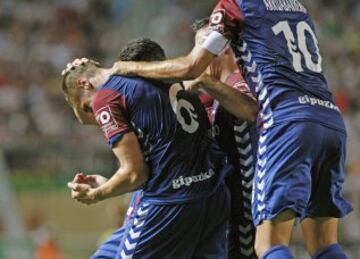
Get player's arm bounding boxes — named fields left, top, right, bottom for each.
left=94, top=132, right=148, bottom=200
left=111, top=44, right=216, bottom=81
left=184, top=74, right=257, bottom=123
left=68, top=133, right=148, bottom=204
left=62, top=1, right=243, bottom=81
left=108, top=0, right=243, bottom=81
left=63, top=46, right=216, bottom=81
left=68, top=87, right=149, bottom=204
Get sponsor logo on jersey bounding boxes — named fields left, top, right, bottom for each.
left=95, top=106, right=119, bottom=137
left=172, top=169, right=216, bottom=189
left=298, top=95, right=340, bottom=112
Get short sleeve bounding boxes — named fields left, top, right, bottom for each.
left=201, top=0, right=245, bottom=55
left=92, top=89, right=133, bottom=145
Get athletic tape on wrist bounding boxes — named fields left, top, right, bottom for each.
left=201, top=30, right=230, bottom=55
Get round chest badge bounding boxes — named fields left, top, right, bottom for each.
left=99, top=110, right=111, bottom=124
left=210, top=10, right=225, bottom=25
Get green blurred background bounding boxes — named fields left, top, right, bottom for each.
left=0, top=0, right=359, bottom=258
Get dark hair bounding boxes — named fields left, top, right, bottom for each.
left=62, top=39, right=165, bottom=93
left=62, top=61, right=99, bottom=94
left=192, top=17, right=210, bottom=32
left=118, top=38, right=166, bottom=62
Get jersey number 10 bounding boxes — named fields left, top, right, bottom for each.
left=272, top=20, right=322, bottom=73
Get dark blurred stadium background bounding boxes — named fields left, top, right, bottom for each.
left=0, top=0, right=359, bottom=258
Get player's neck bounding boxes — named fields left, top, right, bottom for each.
left=89, top=68, right=111, bottom=89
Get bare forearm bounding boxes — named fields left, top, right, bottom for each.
left=202, top=78, right=257, bottom=123
left=96, top=168, right=147, bottom=200
left=115, top=58, right=196, bottom=80
left=112, top=47, right=215, bottom=81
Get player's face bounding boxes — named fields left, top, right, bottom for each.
left=64, top=93, right=97, bottom=125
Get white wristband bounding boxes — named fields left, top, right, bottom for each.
left=201, top=30, right=230, bottom=55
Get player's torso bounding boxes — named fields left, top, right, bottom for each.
left=113, top=77, right=230, bottom=204
left=233, top=0, right=345, bottom=132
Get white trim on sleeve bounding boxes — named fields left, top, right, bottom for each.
left=201, top=30, right=230, bottom=56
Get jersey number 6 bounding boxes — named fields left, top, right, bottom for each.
left=272, top=20, right=322, bottom=73
left=169, top=84, right=199, bottom=134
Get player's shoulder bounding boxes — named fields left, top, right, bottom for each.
left=93, top=76, right=168, bottom=109
left=102, top=75, right=145, bottom=90
left=92, top=76, right=129, bottom=111
left=96, top=76, right=150, bottom=99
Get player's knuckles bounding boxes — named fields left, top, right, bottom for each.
left=62, top=57, right=94, bottom=77
left=80, top=57, right=89, bottom=63
left=72, top=59, right=82, bottom=66
left=74, top=184, right=87, bottom=191
left=66, top=63, right=73, bottom=70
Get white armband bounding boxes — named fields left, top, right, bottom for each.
left=201, top=30, right=230, bottom=56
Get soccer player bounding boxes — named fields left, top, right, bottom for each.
left=189, top=17, right=258, bottom=259
left=65, top=1, right=353, bottom=258
left=63, top=38, right=233, bottom=259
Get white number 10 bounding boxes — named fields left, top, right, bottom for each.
left=272, top=21, right=322, bottom=73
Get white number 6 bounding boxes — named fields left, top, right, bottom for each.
left=169, top=84, right=199, bottom=134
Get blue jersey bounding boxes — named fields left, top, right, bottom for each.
left=204, top=0, right=345, bottom=133
left=211, top=72, right=257, bottom=170
left=210, top=72, right=258, bottom=258
left=92, top=76, right=231, bottom=204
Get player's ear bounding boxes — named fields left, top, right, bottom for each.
left=76, top=78, right=93, bottom=90
left=81, top=101, right=93, bottom=113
